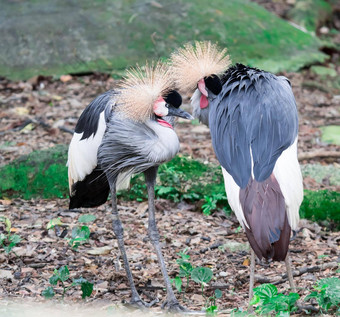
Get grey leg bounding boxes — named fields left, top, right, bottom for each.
left=107, top=177, right=157, bottom=308
left=249, top=249, right=256, bottom=301
left=285, top=252, right=296, bottom=292
left=144, top=167, right=186, bottom=312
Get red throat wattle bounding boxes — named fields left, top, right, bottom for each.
left=198, top=78, right=209, bottom=109
left=200, top=94, right=209, bottom=109
left=157, top=118, right=173, bottom=129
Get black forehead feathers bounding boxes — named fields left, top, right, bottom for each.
left=164, top=90, right=182, bottom=108
left=204, top=74, right=222, bottom=95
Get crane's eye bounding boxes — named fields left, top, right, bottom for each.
left=164, top=90, right=182, bottom=109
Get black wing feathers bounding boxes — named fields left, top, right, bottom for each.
left=69, top=167, right=109, bottom=209
left=75, top=90, right=115, bottom=140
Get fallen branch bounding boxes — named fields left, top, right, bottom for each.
left=282, top=262, right=338, bottom=279
left=199, top=241, right=224, bottom=254
left=298, top=151, right=340, bottom=161
left=296, top=302, right=319, bottom=313
left=255, top=262, right=338, bottom=286
left=0, top=117, right=74, bottom=135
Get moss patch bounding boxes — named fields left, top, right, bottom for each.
left=0, top=0, right=326, bottom=80
left=300, top=190, right=340, bottom=230
left=0, top=145, right=68, bottom=199
left=320, top=126, right=340, bottom=145
left=287, top=0, right=332, bottom=32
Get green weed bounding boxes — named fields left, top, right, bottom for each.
left=42, top=265, right=93, bottom=299
left=171, top=249, right=222, bottom=314
left=0, top=216, right=21, bottom=254
left=305, top=277, right=340, bottom=314
left=47, top=217, right=63, bottom=230
left=250, top=284, right=299, bottom=316
left=47, top=214, right=96, bottom=249
left=67, top=214, right=96, bottom=249
left=202, top=193, right=228, bottom=216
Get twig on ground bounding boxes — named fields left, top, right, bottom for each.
left=298, top=151, right=340, bottom=160
left=199, top=241, right=224, bottom=254
left=0, top=117, right=74, bottom=135
left=254, top=262, right=339, bottom=285
left=296, top=301, right=319, bottom=313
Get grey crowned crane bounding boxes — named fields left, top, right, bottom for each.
left=67, top=62, right=192, bottom=311
left=171, top=42, right=303, bottom=299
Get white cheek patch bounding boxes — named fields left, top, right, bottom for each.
left=153, top=99, right=169, bottom=117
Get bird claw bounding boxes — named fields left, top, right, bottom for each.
left=128, top=297, right=159, bottom=309
left=162, top=299, right=188, bottom=313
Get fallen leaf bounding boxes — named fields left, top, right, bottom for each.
left=0, top=199, right=12, bottom=206
left=60, top=75, right=73, bottom=82
left=85, top=246, right=112, bottom=255
left=14, top=107, right=29, bottom=115
left=243, top=258, right=250, bottom=266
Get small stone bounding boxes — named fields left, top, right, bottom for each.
left=219, top=271, right=229, bottom=277
left=0, top=269, right=13, bottom=279
left=191, top=237, right=201, bottom=245
left=191, top=294, right=205, bottom=302
left=319, top=26, right=329, bottom=34
left=13, top=271, right=21, bottom=279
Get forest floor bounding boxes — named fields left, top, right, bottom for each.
left=0, top=1, right=340, bottom=315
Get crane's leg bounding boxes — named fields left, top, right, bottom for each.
left=249, top=249, right=256, bottom=301
left=285, top=252, right=296, bottom=292
left=144, top=167, right=187, bottom=312
left=107, top=177, right=157, bottom=308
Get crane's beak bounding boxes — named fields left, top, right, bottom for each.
left=167, top=104, right=194, bottom=120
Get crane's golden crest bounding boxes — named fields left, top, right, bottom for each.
left=116, top=62, right=173, bottom=122
left=170, top=41, right=231, bottom=95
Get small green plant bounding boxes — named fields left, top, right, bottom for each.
left=42, top=265, right=93, bottom=299
left=202, top=193, right=227, bottom=215
left=171, top=248, right=194, bottom=296
left=234, top=226, right=242, bottom=233
left=191, top=267, right=222, bottom=314
left=47, top=217, right=63, bottom=230
left=67, top=214, right=96, bottom=249
left=250, top=284, right=299, bottom=316
left=68, top=226, right=90, bottom=249
left=0, top=216, right=21, bottom=254
left=305, top=277, right=340, bottom=314
left=230, top=308, right=254, bottom=316
left=171, top=249, right=222, bottom=314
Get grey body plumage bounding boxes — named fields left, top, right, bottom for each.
left=210, top=64, right=298, bottom=188
left=98, top=111, right=180, bottom=185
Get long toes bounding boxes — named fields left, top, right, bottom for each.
left=162, top=300, right=188, bottom=313
left=129, top=297, right=159, bottom=309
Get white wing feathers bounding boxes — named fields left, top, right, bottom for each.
left=67, top=111, right=107, bottom=191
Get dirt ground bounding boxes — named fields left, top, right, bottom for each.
left=0, top=1, right=340, bottom=315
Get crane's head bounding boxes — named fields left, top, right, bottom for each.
left=117, top=62, right=193, bottom=125
left=153, top=89, right=193, bottom=128
left=170, top=41, right=231, bottom=126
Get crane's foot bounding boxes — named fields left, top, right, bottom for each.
left=162, top=299, right=188, bottom=313
left=128, top=297, right=159, bottom=309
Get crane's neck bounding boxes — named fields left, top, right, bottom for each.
left=145, top=120, right=180, bottom=163
left=191, top=88, right=210, bottom=126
